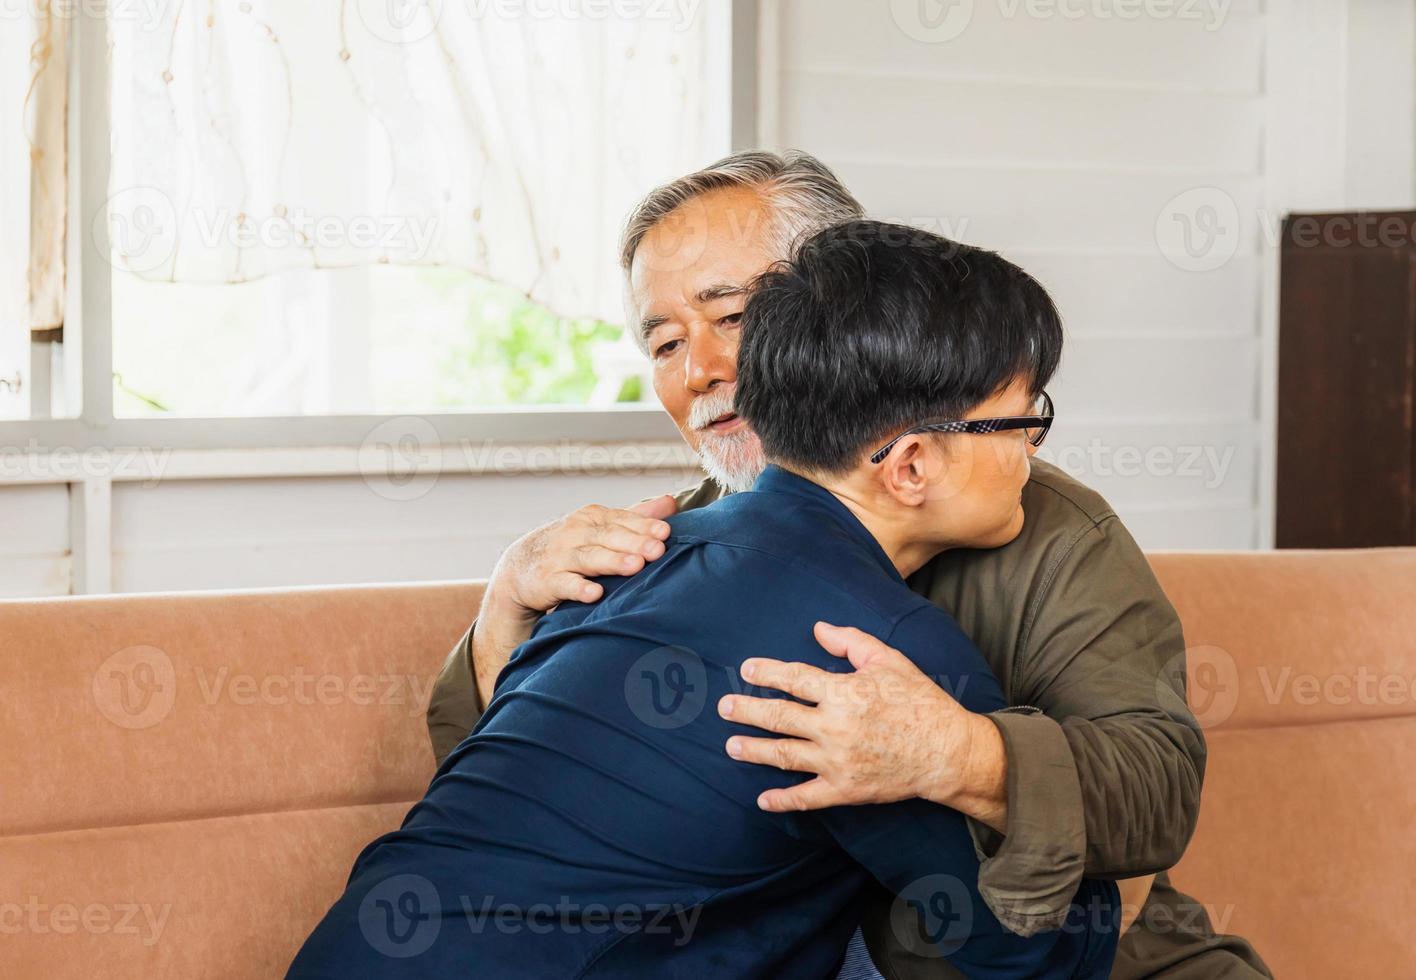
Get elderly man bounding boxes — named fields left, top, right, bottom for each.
left=426, top=151, right=1271, bottom=979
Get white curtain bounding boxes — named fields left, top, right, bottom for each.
left=0, top=3, right=67, bottom=418
left=108, top=1, right=725, bottom=323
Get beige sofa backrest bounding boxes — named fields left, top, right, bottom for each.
left=1152, top=549, right=1416, bottom=979
left=2, top=549, right=1412, bottom=978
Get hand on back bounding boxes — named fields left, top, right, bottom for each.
left=486, top=495, right=678, bottom=621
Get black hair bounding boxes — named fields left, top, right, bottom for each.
left=734, top=219, right=1062, bottom=475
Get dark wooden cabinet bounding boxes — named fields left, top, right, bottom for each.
left=1277, top=211, right=1416, bottom=548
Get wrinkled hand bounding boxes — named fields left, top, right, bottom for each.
left=718, top=622, right=997, bottom=815
left=488, top=496, right=676, bottom=617
left=472, top=496, right=676, bottom=705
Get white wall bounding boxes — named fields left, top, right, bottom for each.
left=1, top=466, right=703, bottom=598
left=107, top=469, right=704, bottom=594
left=0, top=483, right=71, bottom=596
left=758, top=0, right=1416, bottom=548
left=1343, top=0, right=1416, bottom=210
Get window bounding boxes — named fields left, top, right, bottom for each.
left=11, top=2, right=734, bottom=424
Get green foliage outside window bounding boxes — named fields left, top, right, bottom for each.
left=112, top=264, right=648, bottom=417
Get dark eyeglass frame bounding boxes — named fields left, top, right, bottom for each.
left=869, top=391, right=1055, bottom=465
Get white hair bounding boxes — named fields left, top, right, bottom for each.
left=618, top=151, right=864, bottom=349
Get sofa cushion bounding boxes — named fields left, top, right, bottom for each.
left=0, top=801, right=412, bottom=978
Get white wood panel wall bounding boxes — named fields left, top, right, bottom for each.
left=108, top=469, right=704, bottom=594
left=0, top=484, right=71, bottom=596
left=0, top=469, right=703, bottom=598
left=762, top=0, right=1416, bottom=549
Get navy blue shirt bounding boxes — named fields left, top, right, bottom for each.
left=289, top=466, right=1120, bottom=979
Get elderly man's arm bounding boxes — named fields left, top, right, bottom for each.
left=720, top=514, right=1204, bottom=936
left=956, top=515, right=1204, bottom=930
left=426, top=625, right=484, bottom=766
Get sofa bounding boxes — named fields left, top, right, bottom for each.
left=2, top=549, right=1412, bottom=978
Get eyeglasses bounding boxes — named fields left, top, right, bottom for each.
left=869, top=390, right=1054, bottom=465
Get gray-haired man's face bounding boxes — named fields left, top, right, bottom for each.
left=626, top=186, right=783, bottom=492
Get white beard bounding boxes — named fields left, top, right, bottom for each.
left=687, top=386, right=768, bottom=493
left=697, top=428, right=767, bottom=493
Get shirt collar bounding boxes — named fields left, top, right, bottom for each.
left=749, top=464, right=905, bottom=585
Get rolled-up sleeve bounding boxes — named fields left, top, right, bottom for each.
left=964, top=706, right=1086, bottom=937
left=963, top=515, right=1206, bottom=937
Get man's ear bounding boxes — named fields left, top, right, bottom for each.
left=877, top=436, right=934, bottom=507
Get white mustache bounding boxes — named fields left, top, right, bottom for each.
left=688, top=387, right=740, bottom=431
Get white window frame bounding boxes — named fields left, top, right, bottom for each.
left=2, top=3, right=760, bottom=593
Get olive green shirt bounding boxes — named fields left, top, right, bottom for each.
left=425, top=460, right=1271, bottom=977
